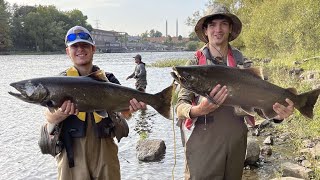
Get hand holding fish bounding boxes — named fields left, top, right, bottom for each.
left=129, top=98, right=147, bottom=112
left=119, top=98, right=146, bottom=119
left=273, top=98, right=294, bottom=120
left=45, top=100, right=79, bottom=124
left=190, top=84, right=228, bottom=118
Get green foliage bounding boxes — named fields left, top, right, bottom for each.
left=185, top=41, right=200, bottom=51
left=0, top=0, right=12, bottom=50
left=188, top=32, right=199, bottom=41
left=8, top=4, right=92, bottom=52
left=150, top=59, right=189, bottom=68
left=187, top=0, right=320, bottom=59
left=139, top=131, right=148, bottom=140
left=149, top=29, right=162, bottom=37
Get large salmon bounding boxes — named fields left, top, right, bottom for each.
left=171, top=65, right=320, bottom=119
left=9, top=72, right=173, bottom=119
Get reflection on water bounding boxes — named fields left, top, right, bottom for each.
left=134, top=110, right=152, bottom=136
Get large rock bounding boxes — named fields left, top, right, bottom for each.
left=245, top=138, right=260, bottom=165
left=136, top=139, right=166, bottom=162
left=281, top=162, right=314, bottom=179
left=300, top=143, right=320, bottom=159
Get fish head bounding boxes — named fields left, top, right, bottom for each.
left=171, top=65, right=212, bottom=95
left=8, top=79, right=48, bottom=105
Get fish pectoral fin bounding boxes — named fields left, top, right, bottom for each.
left=95, top=111, right=109, bottom=118
left=261, top=108, right=278, bottom=119
left=240, top=106, right=255, bottom=116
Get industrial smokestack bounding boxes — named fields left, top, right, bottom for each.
left=176, top=19, right=178, bottom=37
left=166, top=20, right=168, bottom=37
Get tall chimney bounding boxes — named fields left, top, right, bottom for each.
left=166, top=20, right=168, bottom=37
left=176, top=19, right=178, bottom=37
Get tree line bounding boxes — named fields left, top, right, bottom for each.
left=0, top=0, right=92, bottom=52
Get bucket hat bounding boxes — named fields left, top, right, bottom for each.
left=195, top=4, right=242, bottom=43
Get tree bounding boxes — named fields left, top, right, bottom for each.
left=154, top=30, right=162, bottom=37
left=23, top=5, right=67, bottom=51
left=149, top=29, right=155, bottom=37
left=149, top=29, right=162, bottom=37
left=140, top=31, right=149, bottom=41
left=185, top=41, right=200, bottom=51
left=188, top=32, right=199, bottom=41
left=0, top=0, right=12, bottom=51
left=10, top=5, right=37, bottom=50
left=65, top=9, right=92, bottom=31
left=9, top=4, right=93, bottom=52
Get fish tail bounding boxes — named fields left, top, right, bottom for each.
left=152, top=84, right=176, bottom=119
left=297, top=88, right=320, bottom=119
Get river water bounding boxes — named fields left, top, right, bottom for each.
left=0, top=52, right=280, bottom=180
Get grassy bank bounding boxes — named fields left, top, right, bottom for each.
left=149, top=59, right=188, bottom=68
left=253, top=56, right=320, bottom=177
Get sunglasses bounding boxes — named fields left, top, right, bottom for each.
left=66, top=32, right=93, bottom=43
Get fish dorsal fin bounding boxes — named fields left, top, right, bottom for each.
left=243, top=67, right=264, bottom=79
left=286, top=87, right=298, bottom=95
left=87, top=70, right=109, bottom=82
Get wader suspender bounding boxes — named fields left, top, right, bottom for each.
left=179, top=47, right=255, bottom=146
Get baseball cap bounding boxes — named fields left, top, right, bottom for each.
left=133, top=54, right=142, bottom=60
left=65, top=26, right=95, bottom=47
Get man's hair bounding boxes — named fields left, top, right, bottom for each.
left=202, top=15, right=232, bottom=29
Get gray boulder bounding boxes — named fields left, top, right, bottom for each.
left=136, top=139, right=166, bottom=162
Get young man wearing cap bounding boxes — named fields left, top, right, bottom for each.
left=126, top=54, right=147, bottom=92
left=175, top=4, right=294, bottom=180
left=44, top=26, right=146, bottom=180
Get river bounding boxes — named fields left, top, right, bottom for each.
left=0, top=52, right=281, bottom=180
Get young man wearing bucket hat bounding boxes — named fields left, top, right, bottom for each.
left=42, top=26, right=146, bottom=180
left=126, top=54, right=147, bottom=92
left=175, top=4, right=294, bottom=180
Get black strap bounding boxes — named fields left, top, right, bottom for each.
left=62, top=128, right=75, bottom=168
left=202, top=47, right=226, bottom=65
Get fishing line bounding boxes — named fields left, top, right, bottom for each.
left=171, top=105, right=176, bottom=180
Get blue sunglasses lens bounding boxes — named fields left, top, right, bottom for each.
left=78, top=32, right=90, bottom=40
left=67, top=32, right=91, bottom=42
left=67, top=34, right=77, bottom=42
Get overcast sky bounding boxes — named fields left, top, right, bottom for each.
left=6, top=0, right=207, bottom=37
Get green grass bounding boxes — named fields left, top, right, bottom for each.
left=149, top=59, right=188, bottom=68
left=139, top=131, right=148, bottom=140
left=257, top=57, right=320, bottom=177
